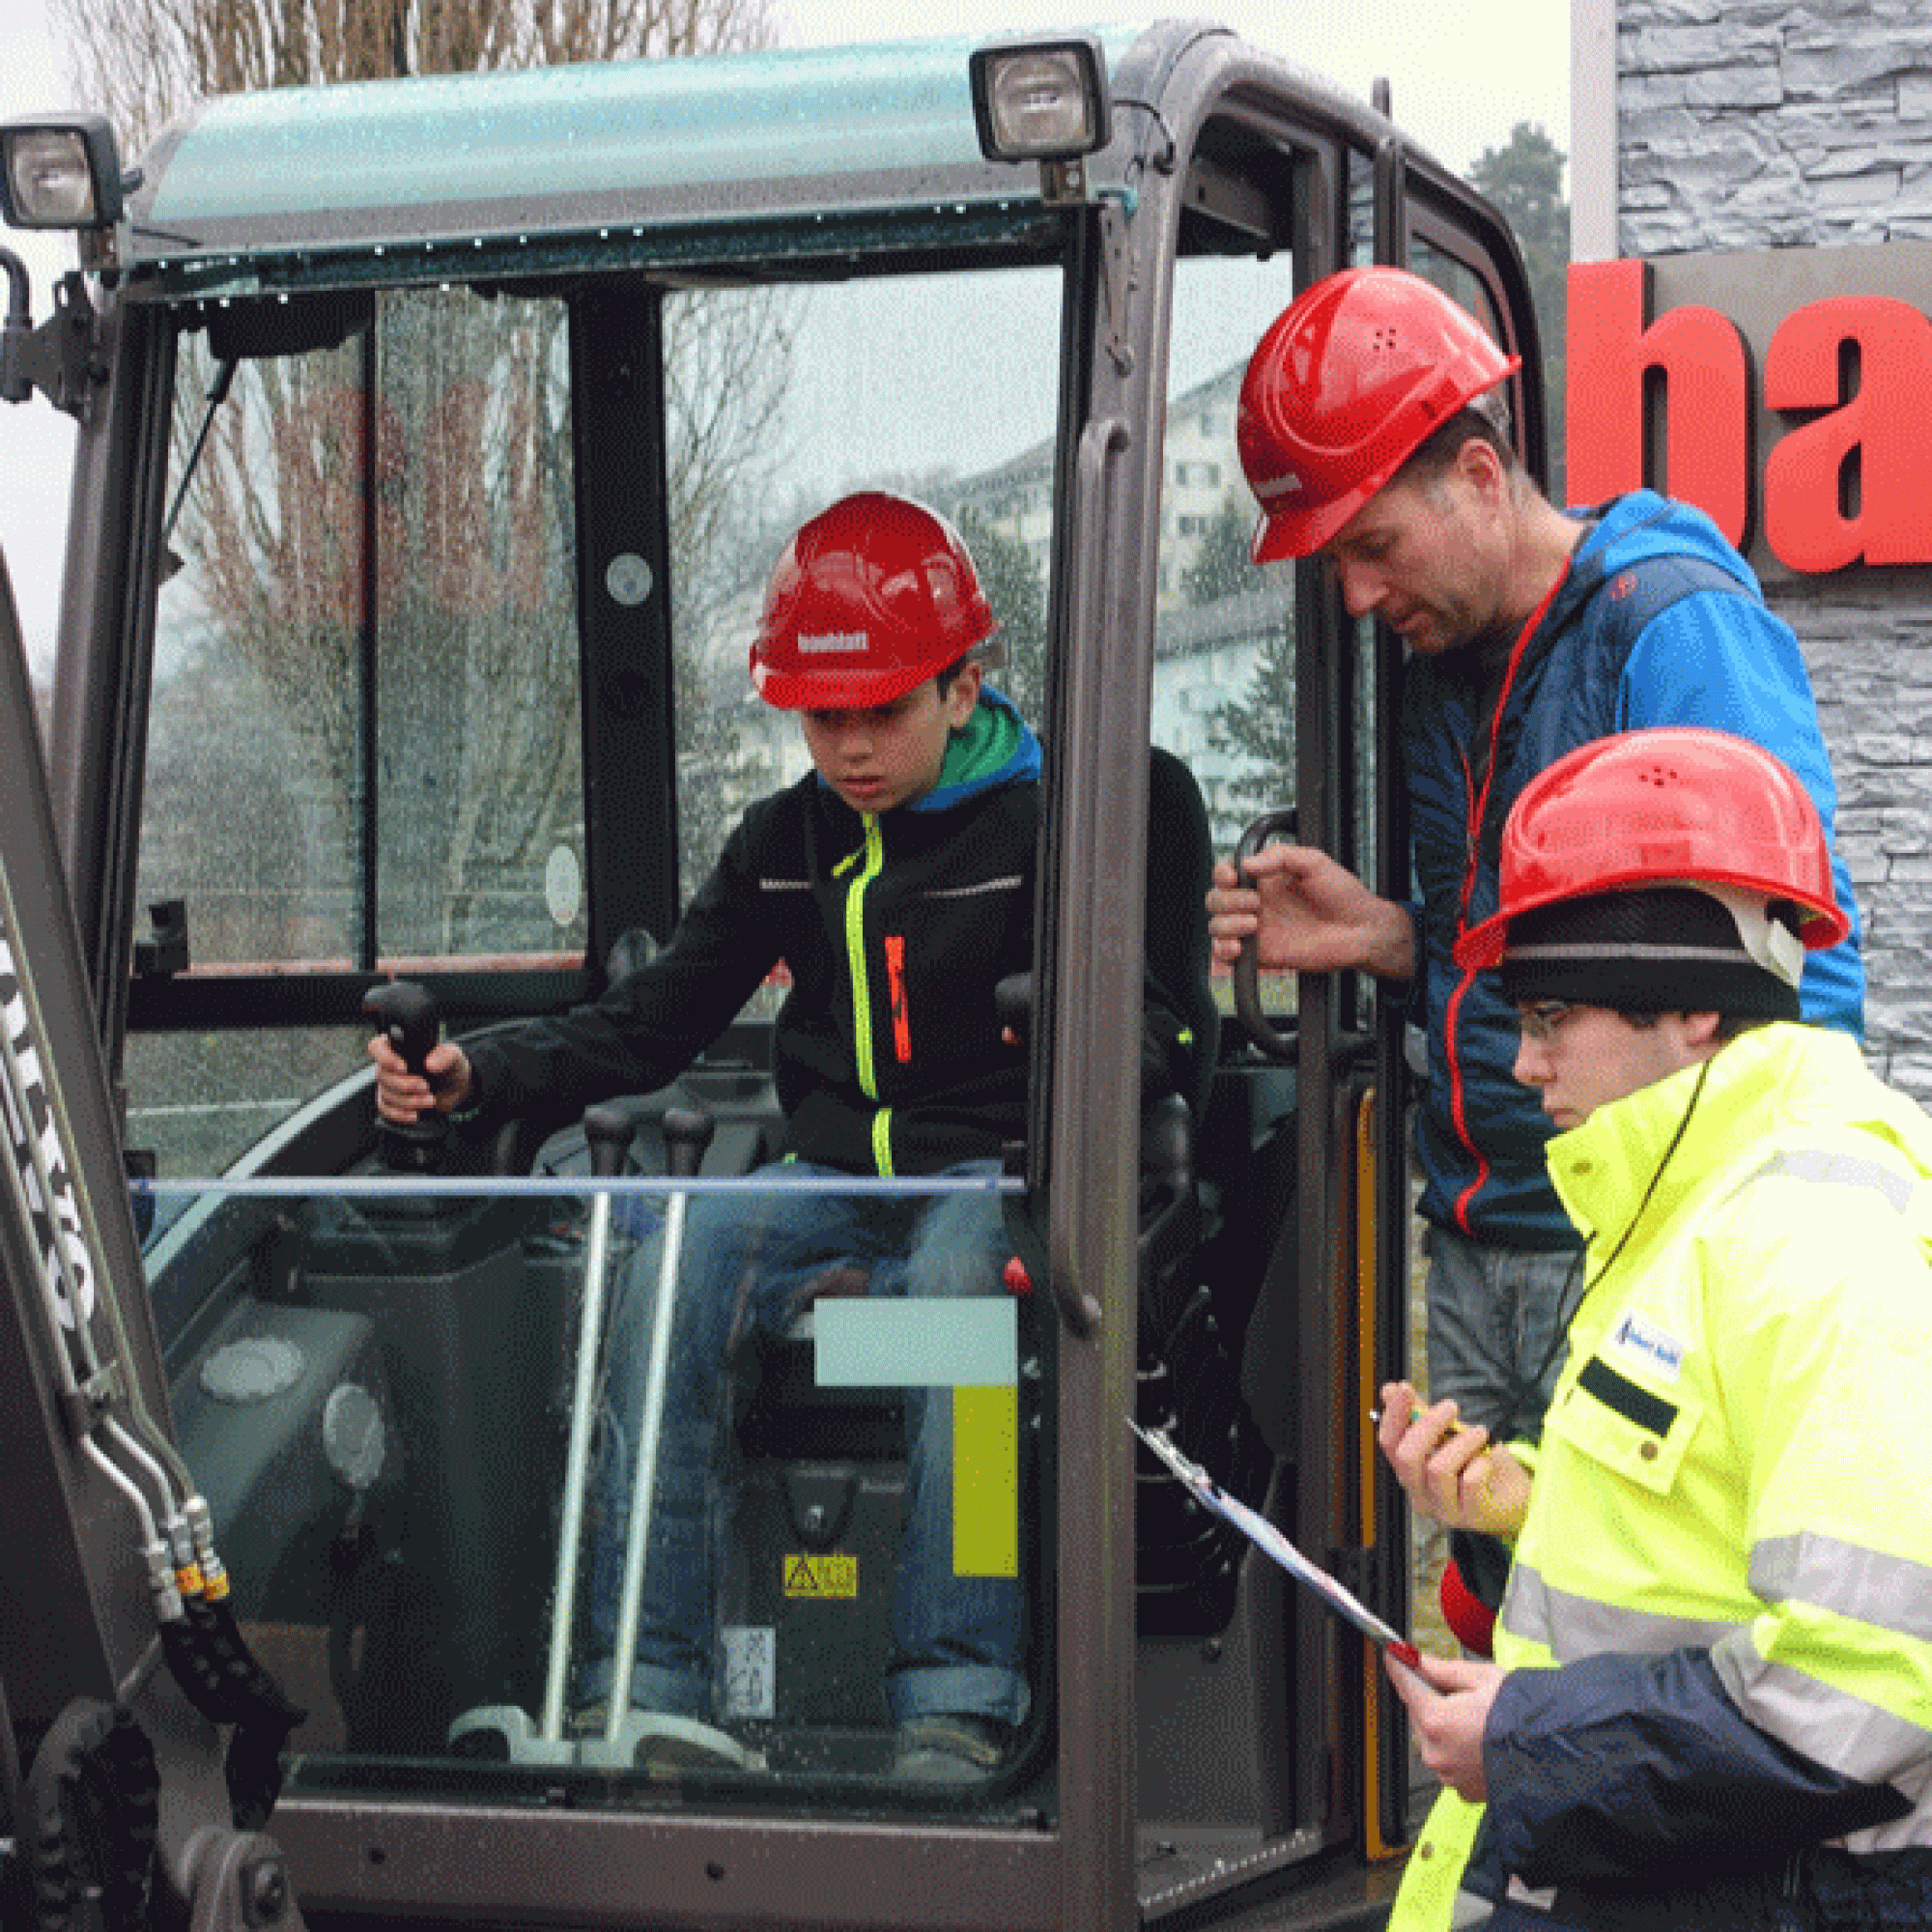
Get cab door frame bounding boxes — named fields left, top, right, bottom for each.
left=1037, top=34, right=1548, bottom=1927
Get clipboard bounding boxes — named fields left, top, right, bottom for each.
left=1131, top=1419, right=1420, bottom=1669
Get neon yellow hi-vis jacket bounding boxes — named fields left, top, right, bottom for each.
left=1391, top=1022, right=1932, bottom=1930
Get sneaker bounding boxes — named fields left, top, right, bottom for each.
left=571, top=1700, right=763, bottom=1774
left=890, top=1716, right=1010, bottom=1784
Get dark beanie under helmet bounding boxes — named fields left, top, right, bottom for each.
left=1496, top=885, right=1804, bottom=1020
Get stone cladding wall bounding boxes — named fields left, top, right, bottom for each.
left=1617, top=0, right=1932, bottom=1094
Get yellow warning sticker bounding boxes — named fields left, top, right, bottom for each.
left=783, top=1553, right=859, bottom=1599
left=952, top=1384, right=1018, bottom=1577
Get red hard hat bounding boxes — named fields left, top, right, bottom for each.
left=1237, top=266, right=1521, bottom=562
left=751, top=491, right=997, bottom=709
left=1456, top=727, right=1849, bottom=974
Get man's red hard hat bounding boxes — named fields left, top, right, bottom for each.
left=1237, top=266, right=1520, bottom=562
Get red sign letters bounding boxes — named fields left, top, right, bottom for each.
left=1567, top=257, right=1932, bottom=572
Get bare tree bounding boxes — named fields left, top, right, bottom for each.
left=82, top=0, right=798, bottom=963
left=53, top=0, right=775, bottom=157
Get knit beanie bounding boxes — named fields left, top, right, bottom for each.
left=1496, top=884, right=1804, bottom=1020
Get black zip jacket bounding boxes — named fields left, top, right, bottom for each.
left=461, top=698, right=1192, bottom=1176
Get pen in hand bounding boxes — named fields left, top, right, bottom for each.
left=1374, top=1397, right=1527, bottom=1540
left=1370, top=1404, right=1472, bottom=1435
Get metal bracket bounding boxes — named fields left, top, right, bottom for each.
left=135, top=897, right=191, bottom=978
left=61, top=1362, right=124, bottom=1441
left=1372, top=131, right=1411, bottom=272
left=1, top=265, right=104, bottom=420
left=180, top=1828, right=310, bottom=1932
left=1095, top=198, right=1135, bottom=378
left=1036, top=155, right=1088, bottom=207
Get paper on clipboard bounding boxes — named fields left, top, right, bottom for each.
left=1131, top=1419, right=1420, bottom=1668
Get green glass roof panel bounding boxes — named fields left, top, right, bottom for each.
left=134, top=26, right=1152, bottom=267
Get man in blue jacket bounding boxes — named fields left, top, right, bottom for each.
left=1205, top=267, right=1863, bottom=1639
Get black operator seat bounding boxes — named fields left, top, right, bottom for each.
left=1138, top=746, right=1220, bottom=1339
left=1144, top=747, right=1221, bottom=1130
left=1135, top=748, right=1269, bottom=1637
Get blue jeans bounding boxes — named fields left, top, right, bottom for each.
left=1427, top=1228, right=1586, bottom=1616
left=1422, top=1224, right=1582, bottom=1444
left=580, top=1159, right=1028, bottom=1731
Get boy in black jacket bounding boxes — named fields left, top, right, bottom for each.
left=373, top=491, right=1191, bottom=1780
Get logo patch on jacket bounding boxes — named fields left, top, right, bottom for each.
left=1609, top=1312, right=1683, bottom=1380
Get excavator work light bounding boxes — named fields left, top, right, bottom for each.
left=969, top=36, right=1111, bottom=166
left=0, top=118, right=125, bottom=231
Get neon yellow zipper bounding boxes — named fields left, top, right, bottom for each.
left=839, top=815, right=894, bottom=1175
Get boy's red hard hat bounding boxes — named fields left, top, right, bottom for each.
left=1237, top=266, right=1520, bottom=562
left=1456, top=727, right=1849, bottom=973
left=752, top=491, right=996, bottom=709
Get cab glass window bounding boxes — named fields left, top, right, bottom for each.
left=137, top=255, right=1065, bottom=1819
left=134, top=287, right=582, bottom=1175
left=667, top=265, right=1063, bottom=840
left=1156, top=248, right=1310, bottom=1038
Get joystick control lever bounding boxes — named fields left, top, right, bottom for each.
left=364, top=980, right=448, bottom=1173
left=582, top=1102, right=638, bottom=1180
left=661, top=1105, right=716, bottom=1181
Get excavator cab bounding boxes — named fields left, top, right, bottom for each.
left=0, top=23, right=1547, bottom=1929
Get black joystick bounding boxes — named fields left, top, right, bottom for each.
left=661, top=1106, right=716, bottom=1181
left=582, top=1103, right=639, bottom=1180
left=364, top=980, right=449, bottom=1173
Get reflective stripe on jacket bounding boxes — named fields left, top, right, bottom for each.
left=1392, top=1023, right=1932, bottom=1930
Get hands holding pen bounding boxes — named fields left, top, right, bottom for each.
left=1373, top=1380, right=1535, bottom=1801
left=1374, top=1379, right=1532, bottom=1541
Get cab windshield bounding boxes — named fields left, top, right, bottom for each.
left=128, top=220, right=1321, bottom=1814
left=138, top=255, right=1068, bottom=1810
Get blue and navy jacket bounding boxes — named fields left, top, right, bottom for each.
left=1404, top=490, right=1864, bottom=1250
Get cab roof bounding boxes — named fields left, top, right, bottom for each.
left=129, top=23, right=1168, bottom=298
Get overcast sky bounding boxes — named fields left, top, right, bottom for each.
left=0, top=0, right=1569, bottom=671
